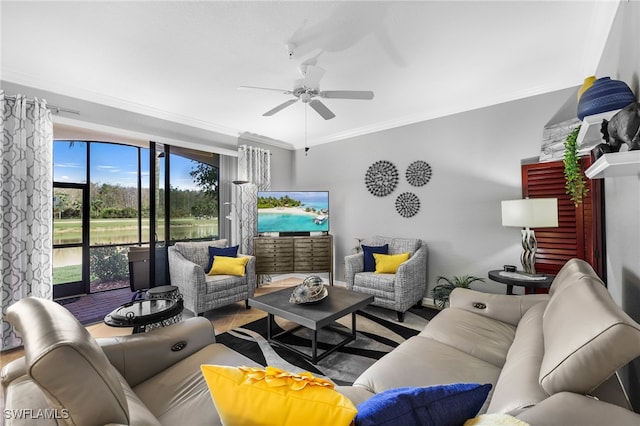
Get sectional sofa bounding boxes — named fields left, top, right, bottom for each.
left=338, top=258, right=640, bottom=424
left=3, top=259, right=640, bottom=425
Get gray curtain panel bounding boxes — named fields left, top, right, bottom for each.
left=237, top=145, right=271, bottom=254
left=1, top=92, right=54, bottom=350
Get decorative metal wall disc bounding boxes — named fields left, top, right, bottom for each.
left=365, top=160, right=399, bottom=197
left=395, top=192, right=420, bottom=218
left=406, top=160, right=432, bottom=187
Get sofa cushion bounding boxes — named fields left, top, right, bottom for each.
left=373, top=252, right=410, bottom=274
left=486, top=302, right=549, bottom=414
left=174, top=239, right=228, bottom=270
left=355, top=383, right=492, bottom=426
left=200, top=365, right=357, bottom=426
left=548, top=258, right=601, bottom=297
left=208, top=255, right=249, bottom=276
left=419, top=308, right=517, bottom=368
left=371, top=236, right=421, bottom=256
left=540, top=276, right=640, bottom=395
left=134, top=343, right=259, bottom=425
left=206, top=244, right=239, bottom=273
left=354, top=336, right=501, bottom=398
left=354, top=272, right=396, bottom=294
left=205, top=273, right=250, bottom=294
left=362, top=244, right=389, bottom=272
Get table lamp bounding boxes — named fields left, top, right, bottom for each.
left=501, top=198, right=558, bottom=275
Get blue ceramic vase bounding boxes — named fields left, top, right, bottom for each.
left=577, top=77, right=636, bottom=120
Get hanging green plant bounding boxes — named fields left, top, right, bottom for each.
left=563, top=125, right=588, bottom=206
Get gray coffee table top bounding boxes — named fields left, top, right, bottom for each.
left=248, top=285, right=373, bottom=330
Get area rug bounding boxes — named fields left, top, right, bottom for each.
left=215, top=304, right=439, bottom=386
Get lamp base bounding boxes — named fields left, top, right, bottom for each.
left=520, top=228, right=538, bottom=275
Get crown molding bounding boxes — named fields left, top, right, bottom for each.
left=308, top=82, right=575, bottom=148
left=238, top=132, right=295, bottom=150
left=2, top=70, right=240, bottom=139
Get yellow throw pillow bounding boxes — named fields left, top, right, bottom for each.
left=373, top=252, right=410, bottom=274
left=208, top=255, right=249, bottom=276
left=200, top=365, right=357, bottom=426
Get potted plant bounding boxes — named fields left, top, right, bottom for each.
left=563, top=125, right=588, bottom=206
left=431, top=275, right=485, bottom=309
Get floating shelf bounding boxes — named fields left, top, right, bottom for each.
left=585, top=151, right=640, bottom=179
left=576, top=109, right=620, bottom=155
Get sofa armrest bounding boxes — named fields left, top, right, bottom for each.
left=449, top=288, right=549, bottom=326
left=394, top=246, right=428, bottom=308
left=516, top=392, right=640, bottom=425
left=1, top=356, right=27, bottom=389
left=239, top=254, right=257, bottom=295
left=168, top=246, right=207, bottom=314
left=98, top=317, right=216, bottom=387
left=344, top=253, right=364, bottom=288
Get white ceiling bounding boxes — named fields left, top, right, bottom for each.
left=1, top=1, right=620, bottom=150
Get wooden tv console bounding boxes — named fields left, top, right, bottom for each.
left=253, top=234, right=333, bottom=285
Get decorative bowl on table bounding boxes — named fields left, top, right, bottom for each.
left=289, top=275, right=328, bottom=304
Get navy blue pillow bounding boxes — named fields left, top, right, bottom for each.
left=355, top=383, right=492, bottom=426
left=206, top=245, right=239, bottom=273
left=362, top=244, right=389, bottom=272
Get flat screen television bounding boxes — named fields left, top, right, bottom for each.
left=257, top=191, right=329, bottom=235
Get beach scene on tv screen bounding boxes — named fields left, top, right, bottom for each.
left=257, top=191, right=329, bottom=232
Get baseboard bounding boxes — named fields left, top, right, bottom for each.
left=422, top=297, right=439, bottom=310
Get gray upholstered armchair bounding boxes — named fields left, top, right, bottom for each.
left=345, top=236, right=428, bottom=322
left=168, top=239, right=256, bottom=316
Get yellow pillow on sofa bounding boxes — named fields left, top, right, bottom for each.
left=208, top=255, right=249, bottom=276
left=373, top=252, right=410, bottom=274
left=200, top=365, right=357, bottom=426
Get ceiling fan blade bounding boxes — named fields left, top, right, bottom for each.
left=319, top=90, right=374, bottom=100
left=309, top=99, right=335, bottom=120
left=263, top=98, right=298, bottom=116
left=239, top=85, right=293, bottom=95
left=303, top=65, right=325, bottom=90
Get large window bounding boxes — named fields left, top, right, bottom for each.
left=52, top=140, right=219, bottom=298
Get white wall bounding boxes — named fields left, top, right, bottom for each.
left=594, top=0, right=640, bottom=409
left=291, top=88, right=574, bottom=293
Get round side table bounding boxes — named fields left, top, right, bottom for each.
left=104, top=298, right=183, bottom=333
left=488, top=270, right=554, bottom=295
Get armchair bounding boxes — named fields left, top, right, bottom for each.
left=345, top=236, right=428, bottom=322
left=168, top=239, right=256, bottom=316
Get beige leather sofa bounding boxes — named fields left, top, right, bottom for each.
left=4, top=258, right=640, bottom=425
left=338, top=258, right=640, bottom=424
left=1, top=297, right=257, bottom=425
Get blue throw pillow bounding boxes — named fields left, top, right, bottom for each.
left=355, top=383, right=492, bottom=426
left=362, top=244, right=388, bottom=272
left=206, top=245, right=239, bottom=273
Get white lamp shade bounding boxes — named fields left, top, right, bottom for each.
left=501, top=198, right=558, bottom=228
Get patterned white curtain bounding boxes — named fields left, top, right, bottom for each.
left=236, top=145, right=271, bottom=254
left=1, top=92, right=54, bottom=350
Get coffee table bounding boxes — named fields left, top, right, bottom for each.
left=248, top=286, right=374, bottom=363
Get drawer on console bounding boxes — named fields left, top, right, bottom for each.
left=295, top=239, right=331, bottom=249
left=255, top=246, right=294, bottom=256
left=295, top=260, right=330, bottom=270
left=256, top=259, right=294, bottom=269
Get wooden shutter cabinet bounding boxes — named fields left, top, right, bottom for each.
left=521, top=156, right=605, bottom=280
left=253, top=235, right=333, bottom=284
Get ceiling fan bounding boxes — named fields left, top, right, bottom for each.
left=239, top=64, right=374, bottom=120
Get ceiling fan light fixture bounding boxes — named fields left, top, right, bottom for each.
left=242, top=64, right=373, bottom=120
